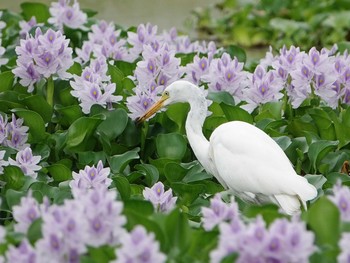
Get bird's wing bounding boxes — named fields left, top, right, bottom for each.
left=209, top=121, right=314, bottom=198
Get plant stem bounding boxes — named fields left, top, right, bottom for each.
left=47, top=76, right=54, bottom=107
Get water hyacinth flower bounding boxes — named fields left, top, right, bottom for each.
left=182, top=54, right=210, bottom=85
left=143, top=181, right=177, bottom=213
left=328, top=181, right=350, bottom=221
left=338, top=233, right=350, bottom=263
left=48, top=0, right=87, bottom=30
left=13, top=28, right=73, bottom=92
left=127, top=23, right=159, bottom=56
left=12, top=192, right=41, bottom=233
left=0, top=150, right=8, bottom=174
left=1, top=114, right=29, bottom=150
left=201, top=193, right=239, bottom=231
left=210, top=215, right=316, bottom=263
left=0, top=39, right=8, bottom=67
left=113, top=225, right=166, bottom=263
left=19, top=16, right=41, bottom=39
left=8, top=147, right=41, bottom=178
left=70, top=57, right=122, bottom=113
left=69, top=160, right=112, bottom=193
left=202, top=52, right=247, bottom=102
left=6, top=239, right=36, bottom=263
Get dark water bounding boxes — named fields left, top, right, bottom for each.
left=2, top=0, right=218, bottom=32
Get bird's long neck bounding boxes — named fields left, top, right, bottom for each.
left=185, top=94, right=212, bottom=173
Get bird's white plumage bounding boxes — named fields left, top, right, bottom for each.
left=146, top=80, right=317, bottom=214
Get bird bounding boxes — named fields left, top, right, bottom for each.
left=137, top=80, right=317, bottom=215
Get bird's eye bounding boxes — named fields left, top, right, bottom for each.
left=164, top=91, right=169, bottom=96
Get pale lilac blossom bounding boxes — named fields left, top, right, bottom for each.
left=338, top=233, right=350, bottom=263
left=143, top=181, right=177, bottom=213
left=328, top=181, right=350, bottom=221
left=69, top=160, right=112, bottom=194
left=2, top=114, right=29, bottom=150
left=6, top=239, right=36, bottom=263
left=8, top=147, right=41, bottom=178
left=12, top=192, right=41, bottom=233
left=127, top=23, right=158, bottom=56
left=19, top=16, right=42, bottom=38
left=113, top=225, right=166, bottom=263
left=0, top=39, right=8, bottom=67
left=201, top=193, right=239, bottom=231
left=48, top=0, right=87, bottom=30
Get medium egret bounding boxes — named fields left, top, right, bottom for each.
left=138, top=80, right=317, bottom=214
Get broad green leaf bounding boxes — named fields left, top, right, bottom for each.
left=3, top=166, right=26, bottom=190
left=108, top=148, right=140, bottom=173
left=47, top=164, right=72, bottom=183
left=243, top=204, right=282, bottom=225
left=22, top=95, right=53, bottom=123
left=112, top=175, right=131, bottom=200
left=108, top=64, right=124, bottom=88
left=220, top=103, right=253, bottom=123
left=65, top=115, right=105, bottom=151
left=5, top=189, right=26, bottom=208
left=183, top=172, right=212, bottom=183
left=207, top=91, right=235, bottom=105
left=164, top=162, right=189, bottom=183
left=123, top=199, right=154, bottom=216
left=96, top=108, right=128, bottom=140
left=308, top=140, right=338, bottom=173
left=115, top=60, right=136, bottom=77
left=156, top=133, right=187, bottom=160
left=12, top=108, right=47, bottom=142
left=225, top=44, right=246, bottom=63
left=309, top=108, right=336, bottom=140
left=171, top=182, right=206, bottom=205
left=20, top=2, right=50, bottom=23
left=166, top=103, right=190, bottom=133
left=165, top=209, right=191, bottom=252
left=27, top=219, right=43, bottom=244
left=85, top=246, right=115, bottom=263
left=134, top=163, right=159, bottom=186
left=0, top=71, right=14, bottom=92
left=55, top=104, right=83, bottom=127
left=78, top=151, right=106, bottom=166
left=305, top=196, right=340, bottom=247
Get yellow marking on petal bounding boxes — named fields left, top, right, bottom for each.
left=157, top=188, right=161, bottom=193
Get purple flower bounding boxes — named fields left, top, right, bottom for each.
left=113, top=225, right=166, bottom=263
left=242, top=66, right=284, bottom=112
left=19, top=16, right=41, bottom=39
left=202, top=52, right=247, bottom=103
left=182, top=55, right=210, bottom=85
left=338, top=233, right=350, bottom=263
left=13, top=28, right=73, bottom=92
left=328, top=181, right=350, bottom=221
left=0, top=39, right=8, bottom=67
left=69, top=160, right=112, bottom=194
left=127, top=23, right=158, bottom=56
left=1, top=116, right=28, bottom=152
left=70, top=57, right=122, bottom=113
left=304, top=47, right=330, bottom=74
left=74, top=187, right=126, bottom=246
left=8, top=147, right=41, bottom=178
left=12, top=192, right=41, bottom=233
left=6, top=239, right=36, bottom=263
left=210, top=213, right=316, bottom=263
left=201, top=193, right=239, bottom=231
left=143, top=181, right=177, bottom=213
left=48, top=0, right=87, bottom=30
left=0, top=150, right=8, bottom=174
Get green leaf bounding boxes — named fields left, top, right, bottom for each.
left=134, top=163, right=159, bottom=186
left=308, top=140, right=338, bottom=173
left=20, top=2, right=50, bottom=23
left=220, top=103, right=253, bottom=123
left=55, top=104, right=83, bottom=127
left=12, top=108, right=47, bottom=142
left=65, top=115, right=105, bottom=151
left=156, top=133, right=187, bottom=160
left=85, top=246, right=115, bottom=263
left=3, top=166, right=26, bottom=190
left=207, top=91, right=235, bottom=105
left=123, top=199, right=154, bottom=216
left=166, top=103, right=190, bottom=133
left=5, top=189, right=26, bottom=208
left=243, top=204, right=282, bottom=225
left=0, top=71, right=14, bottom=92
left=183, top=172, right=212, bottom=183
left=47, top=164, right=72, bottom=183
left=108, top=148, right=140, bottom=173
left=96, top=108, right=128, bottom=140
left=108, top=64, right=124, bottom=88
left=164, top=162, right=188, bottom=183
left=112, top=175, right=131, bottom=200
left=22, top=95, right=53, bottom=123
left=309, top=108, right=336, bottom=140
left=171, top=182, right=206, bottom=205
left=27, top=218, right=43, bottom=244
left=305, top=196, right=340, bottom=247
left=164, top=209, right=191, bottom=252
left=225, top=44, right=246, bottom=63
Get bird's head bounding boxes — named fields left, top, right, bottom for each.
left=136, top=80, right=199, bottom=123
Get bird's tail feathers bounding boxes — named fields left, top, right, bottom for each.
left=274, top=194, right=301, bottom=215
left=296, top=177, right=318, bottom=202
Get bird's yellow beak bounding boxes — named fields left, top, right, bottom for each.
left=136, top=93, right=169, bottom=123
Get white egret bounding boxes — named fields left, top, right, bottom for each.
left=138, top=80, right=317, bottom=215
